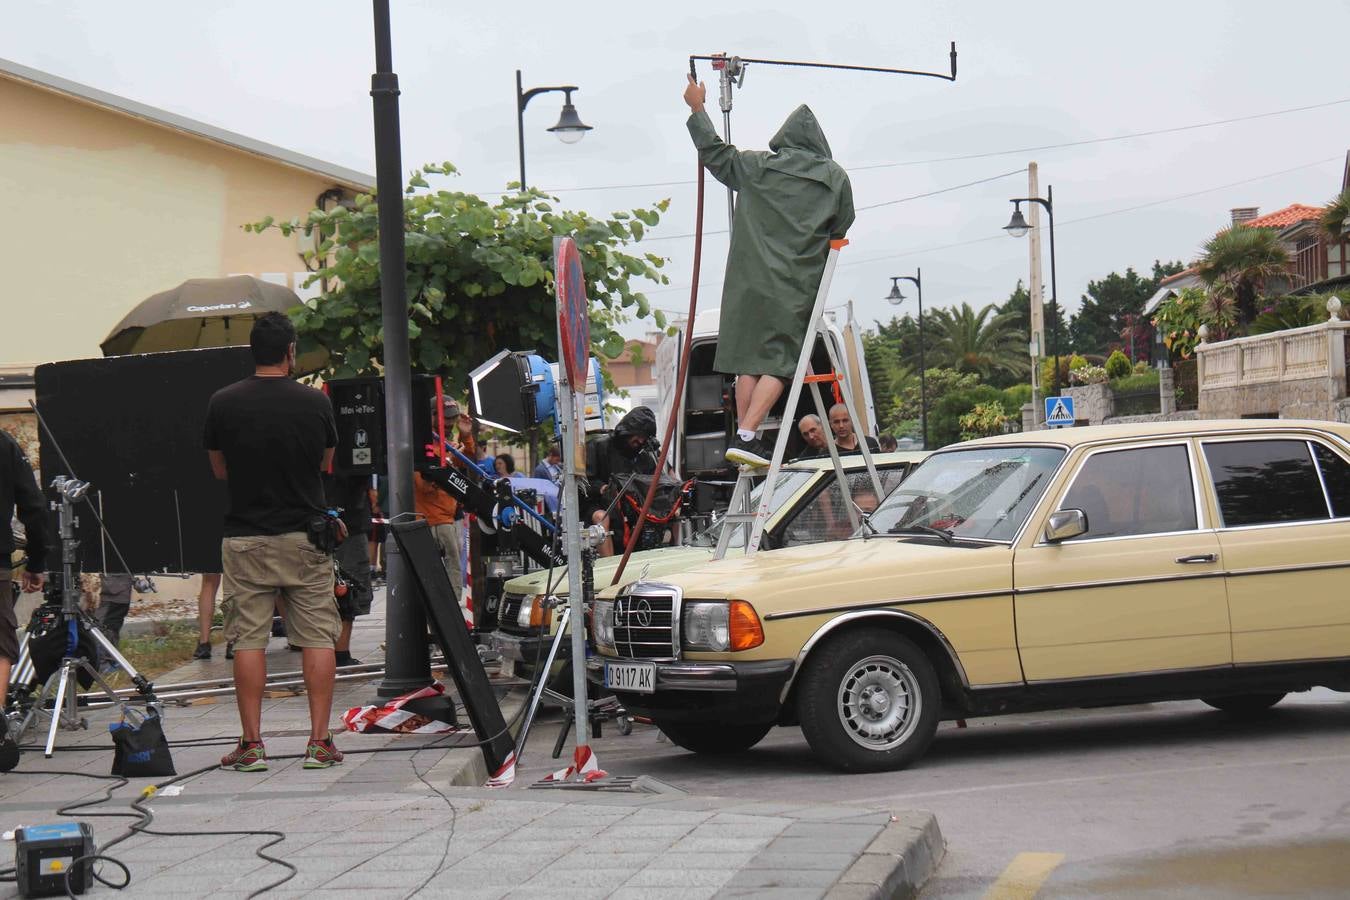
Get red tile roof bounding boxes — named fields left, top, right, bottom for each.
left=1239, top=204, right=1324, bottom=229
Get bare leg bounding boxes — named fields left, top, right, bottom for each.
left=740, top=377, right=786, bottom=433
left=301, top=647, right=336, bottom=742
left=197, top=573, right=221, bottom=644
left=336, top=620, right=353, bottom=653
left=0, top=658, right=11, bottom=710
left=232, top=648, right=266, bottom=742
left=735, top=375, right=758, bottom=424
left=592, top=510, right=614, bottom=557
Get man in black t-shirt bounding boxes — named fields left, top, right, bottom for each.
left=204, top=312, right=343, bottom=772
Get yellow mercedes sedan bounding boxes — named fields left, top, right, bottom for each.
left=588, top=419, right=1350, bottom=772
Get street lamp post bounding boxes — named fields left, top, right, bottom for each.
left=371, top=0, right=439, bottom=702
left=515, top=69, right=592, bottom=192
left=1005, top=185, right=1061, bottom=397
left=886, top=271, right=927, bottom=450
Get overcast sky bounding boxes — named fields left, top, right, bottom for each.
left=7, top=0, right=1350, bottom=341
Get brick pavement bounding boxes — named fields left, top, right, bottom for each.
left=1, top=588, right=942, bottom=899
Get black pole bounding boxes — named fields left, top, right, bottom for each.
left=915, top=268, right=928, bottom=450
left=371, top=0, right=432, bottom=699
left=515, top=69, right=527, bottom=192
left=1045, top=186, right=1060, bottom=398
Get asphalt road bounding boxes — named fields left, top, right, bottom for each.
left=528, top=687, right=1350, bottom=898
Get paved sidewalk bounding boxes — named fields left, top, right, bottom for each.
left=1, top=588, right=943, bottom=898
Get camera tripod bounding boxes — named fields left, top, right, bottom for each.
left=5, top=476, right=160, bottom=758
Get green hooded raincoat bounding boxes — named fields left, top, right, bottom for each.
left=687, top=105, right=854, bottom=379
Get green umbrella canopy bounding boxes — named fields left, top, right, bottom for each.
left=100, top=275, right=326, bottom=374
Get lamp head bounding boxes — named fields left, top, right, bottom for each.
left=548, top=89, right=592, bottom=144
left=886, top=278, right=905, bottom=305
left=1004, top=204, right=1030, bottom=238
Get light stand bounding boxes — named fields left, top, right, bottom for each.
left=7, top=477, right=158, bottom=758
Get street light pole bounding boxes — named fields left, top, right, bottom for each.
left=515, top=69, right=592, bottom=192
left=887, top=271, right=928, bottom=450
left=370, top=0, right=432, bottom=699
left=1005, top=185, right=1061, bottom=397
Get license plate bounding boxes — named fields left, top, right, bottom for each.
left=605, top=661, right=655, bottom=694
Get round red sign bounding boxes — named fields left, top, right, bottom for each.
left=555, top=237, right=590, bottom=388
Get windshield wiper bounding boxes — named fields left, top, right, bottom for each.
left=888, top=524, right=955, bottom=545
left=858, top=512, right=878, bottom=538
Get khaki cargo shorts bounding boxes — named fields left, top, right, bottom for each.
left=221, top=533, right=339, bottom=651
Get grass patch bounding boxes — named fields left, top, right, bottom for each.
left=104, top=621, right=206, bottom=687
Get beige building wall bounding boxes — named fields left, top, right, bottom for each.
left=1, top=74, right=361, bottom=366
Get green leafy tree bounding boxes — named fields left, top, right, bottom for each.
left=959, top=402, right=1011, bottom=441
left=1319, top=189, right=1350, bottom=244
left=246, top=162, right=670, bottom=384
left=890, top=367, right=980, bottom=434
left=926, top=303, right=1028, bottom=384
left=1067, top=261, right=1185, bottom=357
left=929, top=385, right=1004, bottom=447
left=1248, top=294, right=1330, bottom=335
left=1195, top=224, right=1291, bottom=329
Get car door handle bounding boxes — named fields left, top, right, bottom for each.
left=1175, top=553, right=1218, bottom=564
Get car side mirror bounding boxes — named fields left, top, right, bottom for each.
left=1044, top=508, right=1088, bottom=543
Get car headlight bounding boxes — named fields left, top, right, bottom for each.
left=592, top=599, right=616, bottom=651
left=516, top=594, right=556, bottom=631
left=681, top=600, right=764, bottom=652
left=682, top=601, right=730, bottom=651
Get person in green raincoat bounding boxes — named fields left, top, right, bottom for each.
left=684, top=75, right=854, bottom=467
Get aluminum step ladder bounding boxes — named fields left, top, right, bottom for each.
left=714, top=239, right=884, bottom=559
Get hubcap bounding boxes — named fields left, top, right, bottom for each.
left=837, top=654, right=921, bottom=751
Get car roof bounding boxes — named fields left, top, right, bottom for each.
left=783, top=451, right=930, bottom=472
left=957, top=418, right=1350, bottom=449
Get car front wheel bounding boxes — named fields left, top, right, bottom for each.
left=797, top=630, right=940, bottom=773
left=1201, top=693, right=1285, bottom=715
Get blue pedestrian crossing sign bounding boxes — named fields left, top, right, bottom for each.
left=1045, top=396, right=1075, bottom=428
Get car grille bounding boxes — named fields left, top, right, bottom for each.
left=499, top=593, right=528, bottom=634
left=614, top=588, right=678, bottom=659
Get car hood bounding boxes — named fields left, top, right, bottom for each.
left=501, top=545, right=718, bottom=597
left=609, top=537, right=1013, bottom=616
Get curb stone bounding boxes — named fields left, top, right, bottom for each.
left=826, top=811, right=944, bottom=900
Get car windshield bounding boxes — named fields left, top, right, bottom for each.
left=864, top=446, right=1065, bottom=543
left=692, top=469, right=817, bottom=548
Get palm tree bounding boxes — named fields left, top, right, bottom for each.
left=1195, top=224, right=1291, bottom=328
left=1318, top=188, right=1350, bottom=244
left=926, top=302, right=1028, bottom=381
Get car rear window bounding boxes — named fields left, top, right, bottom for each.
left=1203, top=440, right=1330, bottom=527
left=1312, top=443, right=1349, bottom=518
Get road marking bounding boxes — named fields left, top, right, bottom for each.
left=983, top=852, right=1065, bottom=900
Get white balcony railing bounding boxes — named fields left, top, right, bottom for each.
left=1197, top=318, right=1349, bottom=401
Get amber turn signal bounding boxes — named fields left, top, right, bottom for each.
left=529, top=598, right=552, bottom=629
left=728, top=600, right=764, bottom=651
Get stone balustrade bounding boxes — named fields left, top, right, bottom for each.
left=1197, top=319, right=1349, bottom=419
